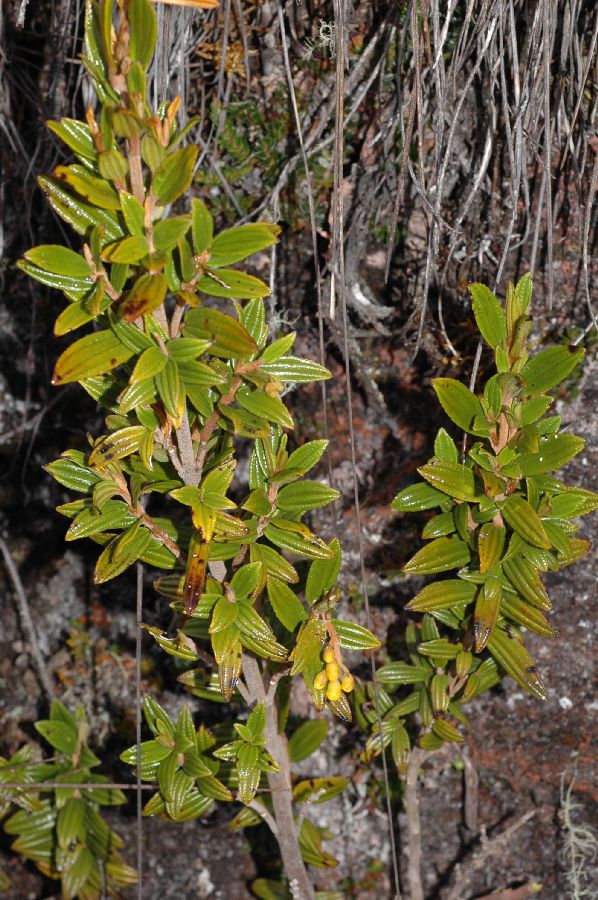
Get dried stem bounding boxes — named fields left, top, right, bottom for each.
left=0, top=537, right=54, bottom=704
left=243, top=655, right=315, bottom=900
left=403, top=747, right=431, bottom=900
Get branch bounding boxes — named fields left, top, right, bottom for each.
left=0, top=538, right=54, bottom=703
left=443, top=810, right=537, bottom=900
left=403, top=747, right=432, bottom=900
left=248, top=799, right=278, bottom=838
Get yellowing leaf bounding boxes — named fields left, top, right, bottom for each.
left=52, top=330, right=134, bottom=384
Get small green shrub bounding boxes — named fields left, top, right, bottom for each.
left=360, top=276, right=597, bottom=764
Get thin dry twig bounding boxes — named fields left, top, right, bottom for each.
left=0, top=537, right=54, bottom=704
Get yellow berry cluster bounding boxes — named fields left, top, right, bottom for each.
left=314, top=646, right=355, bottom=702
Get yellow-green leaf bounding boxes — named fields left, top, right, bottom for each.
left=52, top=330, right=134, bottom=384
left=153, top=145, right=198, bottom=205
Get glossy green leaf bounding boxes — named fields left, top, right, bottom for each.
left=48, top=118, right=96, bottom=161
left=433, top=378, right=487, bottom=434
left=191, top=198, right=213, bottom=253
left=418, top=459, right=482, bottom=501
left=54, top=164, right=121, bottom=209
left=418, top=639, right=462, bottom=660
left=376, top=662, right=428, bottom=685
left=185, top=307, right=258, bottom=359
left=518, top=434, right=586, bottom=475
left=500, top=591, right=557, bottom=637
left=209, top=223, right=280, bottom=267
left=469, top=283, right=507, bottom=348
left=500, top=494, right=551, bottom=549
left=197, top=269, right=270, bottom=300
left=277, top=481, right=339, bottom=512
left=521, top=345, right=584, bottom=393
left=266, top=576, right=307, bottom=631
left=487, top=627, right=546, bottom=700
left=25, top=245, right=91, bottom=278
left=237, top=387, right=294, bottom=429
left=392, top=482, right=449, bottom=512
left=265, top=523, right=334, bottom=560
left=477, top=523, right=506, bottom=572
left=153, top=145, right=199, bottom=205
left=406, top=579, right=476, bottom=612
left=52, top=330, right=133, bottom=385
left=101, top=234, right=149, bottom=264
left=128, top=0, right=157, bottom=68
left=260, top=357, right=331, bottom=383
left=39, top=176, right=123, bottom=240
left=287, top=720, right=328, bottom=763
left=331, top=619, right=380, bottom=651
left=403, top=535, right=470, bottom=575
left=153, top=216, right=192, bottom=252
left=502, top=555, right=551, bottom=610
left=473, top=576, right=501, bottom=652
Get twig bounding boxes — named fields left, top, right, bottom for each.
left=462, top=752, right=479, bottom=834
left=248, top=799, right=278, bottom=837
left=135, top=564, right=144, bottom=900
left=403, top=747, right=431, bottom=900
left=443, top=809, right=537, bottom=900
left=0, top=537, right=54, bottom=704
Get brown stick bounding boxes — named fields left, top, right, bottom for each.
left=404, top=747, right=431, bottom=900
left=443, top=810, right=537, bottom=900
left=0, top=537, right=54, bottom=703
left=243, top=655, right=315, bottom=900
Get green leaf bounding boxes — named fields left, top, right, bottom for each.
left=500, top=591, right=557, bottom=638
left=153, top=145, right=199, bottom=205
left=277, top=481, right=339, bottom=512
left=101, top=234, right=149, bottom=264
left=48, top=118, right=96, bottom=161
left=25, top=245, right=91, bottom=278
left=431, top=718, right=464, bottom=743
left=500, top=495, right=551, bottom=549
left=434, top=427, right=458, bottom=462
left=331, top=619, right=381, bottom=650
left=56, top=798, right=86, bottom=849
left=265, top=523, right=334, bottom=559
left=250, top=542, right=299, bottom=584
left=17, top=259, right=93, bottom=295
left=287, top=720, right=328, bottom=763
left=521, top=346, right=585, bottom=393
left=518, top=434, right=586, bottom=475
left=473, top=576, right=501, bottom=652
left=128, top=0, right=157, bottom=68
left=469, top=283, right=507, bottom=348
left=197, top=269, right=270, bottom=300
left=376, top=662, right=428, bottom=685
left=45, top=457, right=101, bottom=492
left=153, top=216, right=192, bottom=252
left=94, top=524, right=152, bottom=583
left=260, top=357, right=331, bottom=383
left=285, top=440, right=329, bottom=476
left=266, top=576, right=307, bottom=631
left=294, top=776, right=348, bottom=805
left=418, top=459, right=482, bottom=501
left=392, top=482, right=448, bottom=511
left=209, top=223, right=280, bottom=267
left=34, top=720, right=77, bottom=755
left=39, top=175, right=123, bottom=240
left=261, top=332, right=296, bottom=363
left=404, top=536, right=470, bottom=575
left=433, top=378, right=487, bottom=435
left=185, top=307, right=258, bottom=359
left=237, top=387, right=294, bottom=429
left=52, top=329, right=133, bottom=385
left=418, top=639, right=462, bottom=660
left=502, top=555, right=551, bottom=610
left=54, top=164, right=121, bottom=209
left=119, top=191, right=145, bottom=235
left=237, top=744, right=261, bottom=804
left=304, top=539, right=341, bottom=604
left=191, top=198, right=213, bottom=253
left=289, top=619, right=326, bottom=676
left=406, top=580, right=476, bottom=612
left=477, top=523, right=506, bottom=572
left=119, top=273, right=168, bottom=321
left=487, top=627, right=546, bottom=700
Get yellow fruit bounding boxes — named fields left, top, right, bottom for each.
left=340, top=673, right=355, bottom=693
left=325, top=662, right=340, bottom=682
left=323, top=646, right=335, bottom=664
left=313, top=670, right=328, bottom=691
left=326, top=680, right=342, bottom=702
